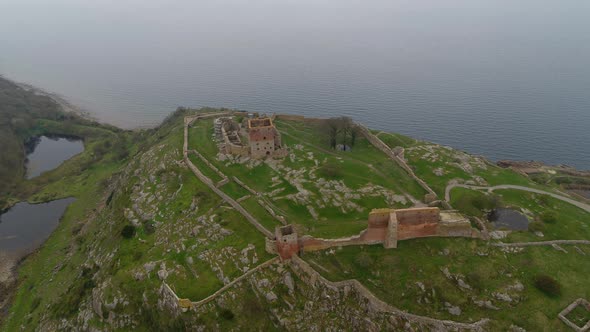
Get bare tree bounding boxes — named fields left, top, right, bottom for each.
left=323, top=118, right=341, bottom=149
left=322, top=116, right=358, bottom=150
left=340, top=117, right=355, bottom=149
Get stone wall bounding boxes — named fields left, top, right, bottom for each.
left=275, top=114, right=306, bottom=122
left=281, top=207, right=476, bottom=256
left=299, top=231, right=382, bottom=252
left=158, top=283, right=183, bottom=317
left=184, top=114, right=274, bottom=239
left=356, top=124, right=437, bottom=199
left=396, top=207, right=440, bottom=240
left=288, top=255, right=488, bottom=331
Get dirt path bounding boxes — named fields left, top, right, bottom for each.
left=445, top=184, right=590, bottom=214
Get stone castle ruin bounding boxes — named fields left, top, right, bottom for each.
left=215, top=115, right=287, bottom=159
left=273, top=207, right=478, bottom=260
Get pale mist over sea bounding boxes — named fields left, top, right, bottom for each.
left=1, top=0, right=589, bottom=169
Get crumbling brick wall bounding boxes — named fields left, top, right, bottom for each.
left=277, top=208, right=475, bottom=257
left=396, top=208, right=440, bottom=240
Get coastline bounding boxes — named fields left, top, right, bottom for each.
left=15, top=81, right=97, bottom=122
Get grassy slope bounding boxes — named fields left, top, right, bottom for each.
left=2, top=99, right=588, bottom=331
left=304, top=135, right=590, bottom=331
left=4, top=109, right=275, bottom=330
left=305, top=237, right=590, bottom=331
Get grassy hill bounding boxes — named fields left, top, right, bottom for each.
left=1, top=89, right=589, bottom=330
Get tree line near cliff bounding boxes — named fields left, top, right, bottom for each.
left=0, top=76, right=133, bottom=209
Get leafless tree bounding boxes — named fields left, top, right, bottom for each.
left=323, top=117, right=341, bottom=149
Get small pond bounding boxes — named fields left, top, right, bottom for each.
left=488, top=208, right=529, bottom=231
left=26, top=135, right=84, bottom=179
left=0, top=198, right=75, bottom=254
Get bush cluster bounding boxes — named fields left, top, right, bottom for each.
left=533, top=274, right=561, bottom=297
left=318, top=163, right=342, bottom=179
left=121, top=225, right=136, bottom=239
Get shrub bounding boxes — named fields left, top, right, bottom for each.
left=30, top=297, right=41, bottom=311
left=541, top=211, right=558, bottom=224
left=466, top=271, right=484, bottom=290
left=220, top=308, right=234, bottom=320
left=121, top=225, right=136, bottom=239
left=318, top=163, right=342, bottom=179
left=528, top=221, right=545, bottom=233
left=533, top=274, right=561, bottom=297
left=530, top=173, right=551, bottom=185
left=472, top=194, right=502, bottom=211
left=538, top=195, right=551, bottom=206
left=144, top=221, right=156, bottom=235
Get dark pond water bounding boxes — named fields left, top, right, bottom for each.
left=0, top=198, right=75, bottom=253
left=26, top=136, right=84, bottom=179
left=488, top=208, right=529, bottom=231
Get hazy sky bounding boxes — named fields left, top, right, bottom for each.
left=1, top=0, right=590, bottom=167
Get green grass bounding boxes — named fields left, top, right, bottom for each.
left=305, top=237, right=590, bottom=331
left=6, top=105, right=589, bottom=330
left=374, top=131, right=418, bottom=148
left=240, top=196, right=282, bottom=232
left=186, top=117, right=426, bottom=239
left=221, top=180, right=251, bottom=200
left=450, top=186, right=590, bottom=242
left=403, top=143, right=561, bottom=197
left=4, top=109, right=280, bottom=330
left=565, top=304, right=590, bottom=328
left=188, top=152, right=224, bottom=183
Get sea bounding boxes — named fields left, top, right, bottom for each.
left=1, top=0, right=589, bottom=169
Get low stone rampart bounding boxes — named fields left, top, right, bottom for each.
left=290, top=208, right=477, bottom=254
left=356, top=124, right=437, bottom=199
left=288, top=255, right=488, bottom=331
left=184, top=115, right=274, bottom=239
left=299, top=231, right=382, bottom=252
left=160, top=258, right=279, bottom=314
left=191, top=257, right=279, bottom=307
left=257, top=199, right=286, bottom=225
left=233, top=176, right=258, bottom=195
left=158, top=282, right=183, bottom=316
left=492, top=240, right=590, bottom=247
left=275, top=114, right=306, bottom=122
left=190, top=149, right=227, bottom=182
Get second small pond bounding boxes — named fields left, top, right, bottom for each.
left=488, top=208, right=529, bottom=231
left=25, top=135, right=84, bottom=179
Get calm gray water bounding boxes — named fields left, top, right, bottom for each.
left=1, top=0, right=589, bottom=169
left=489, top=208, right=529, bottom=231
left=26, top=136, right=84, bottom=178
left=0, top=198, right=75, bottom=253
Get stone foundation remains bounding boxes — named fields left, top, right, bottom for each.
left=215, top=116, right=287, bottom=159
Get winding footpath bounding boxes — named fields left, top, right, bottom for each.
left=445, top=184, right=590, bottom=214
